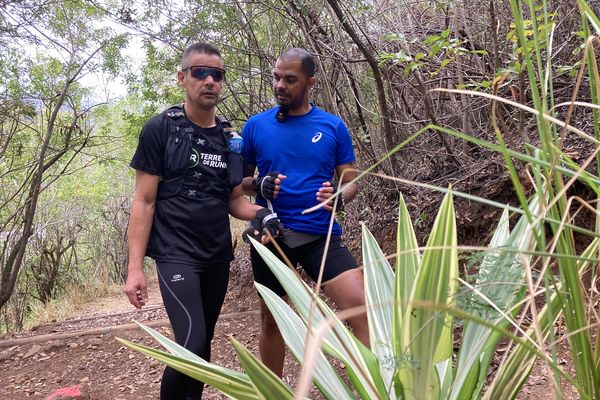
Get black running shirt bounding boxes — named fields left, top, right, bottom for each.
left=130, top=112, right=234, bottom=267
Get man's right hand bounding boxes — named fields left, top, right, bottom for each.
left=124, top=268, right=148, bottom=309
left=242, top=207, right=283, bottom=244
left=253, top=172, right=286, bottom=200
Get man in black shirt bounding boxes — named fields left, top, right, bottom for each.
left=124, top=42, right=278, bottom=400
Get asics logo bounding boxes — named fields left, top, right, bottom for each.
left=312, top=132, right=323, bottom=143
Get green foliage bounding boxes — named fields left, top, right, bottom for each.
left=100, top=33, right=130, bottom=76
left=118, top=3, right=600, bottom=397
left=506, top=12, right=556, bottom=48
left=122, top=40, right=182, bottom=118
left=0, top=0, right=135, bottom=329
left=379, top=29, right=487, bottom=78
left=506, top=1, right=600, bottom=396
left=1, top=3, right=598, bottom=398
left=418, top=1, right=600, bottom=396
left=0, top=47, right=28, bottom=100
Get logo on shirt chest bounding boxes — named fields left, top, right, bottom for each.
left=190, top=149, right=200, bottom=168
left=312, top=132, right=323, bottom=143
left=189, top=148, right=227, bottom=169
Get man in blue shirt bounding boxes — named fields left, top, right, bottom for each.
left=242, top=48, right=368, bottom=376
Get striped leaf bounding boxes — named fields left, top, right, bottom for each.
left=362, top=223, right=395, bottom=393
left=117, top=334, right=258, bottom=400
left=485, top=238, right=600, bottom=400
left=230, top=338, right=295, bottom=400
left=400, top=190, right=458, bottom=399
left=256, top=283, right=355, bottom=400
left=393, top=193, right=421, bottom=397
left=579, top=0, right=600, bottom=34
left=250, top=238, right=387, bottom=399
left=133, top=321, right=248, bottom=379
left=452, top=194, right=540, bottom=400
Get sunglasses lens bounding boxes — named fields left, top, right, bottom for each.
left=190, top=67, right=224, bottom=82
left=212, top=70, right=224, bottom=81
left=190, top=67, right=209, bottom=80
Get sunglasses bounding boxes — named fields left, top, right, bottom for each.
left=182, top=65, right=225, bottom=82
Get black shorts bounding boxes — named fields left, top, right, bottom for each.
left=250, top=235, right=358, bottom=297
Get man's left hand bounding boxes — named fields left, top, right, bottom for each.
left=253, top=172, right=286, bottom=200
left=316, top=181, right=344, bottom=212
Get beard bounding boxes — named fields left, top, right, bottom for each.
left=274, top=88, right=307, bottom=110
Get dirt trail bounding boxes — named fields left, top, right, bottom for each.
left=0, top=276, right=262, bottom=400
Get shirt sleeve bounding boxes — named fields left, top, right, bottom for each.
left=129, top=114, right=164, bottom=176
left=335, top=120, right=355, bottom=166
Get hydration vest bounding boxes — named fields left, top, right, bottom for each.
left=157, top=104, right=243, bottom=200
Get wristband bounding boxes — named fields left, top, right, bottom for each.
left=252, top=171, right=280, bottom=200
left=333, top=189, right=345, bottom=212
left=261, top=212, right=279, bottom=225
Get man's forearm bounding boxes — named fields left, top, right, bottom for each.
left=229, top=194, right=261, bottom=221
left=241, top=176, right=256, bottom=196
left=127, top=199, right=155, bottom=270
left=340, top=182, right=358, bottom=203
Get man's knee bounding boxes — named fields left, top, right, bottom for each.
left=185, top=339, right=210, bottom=358
left=323, top=268, right=366, bottom=309
left=339, top=291, right=366, bottom=311
left=259, top=309, right=281, bottom=335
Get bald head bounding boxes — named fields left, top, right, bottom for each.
left=278, top=48, right=315, bottom=78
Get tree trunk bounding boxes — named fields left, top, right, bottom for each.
left=325, top=0, right=398, bottom=175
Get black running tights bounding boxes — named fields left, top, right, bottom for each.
left=156, top=262, right=230, bottom=400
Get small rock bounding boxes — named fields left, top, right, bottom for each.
left=0, top=349, right=16, bottom=362
left=23, top=344, right=42, bottom=359
left=43, top=340, right=66, bottom=353
left=87, top=338, right=103, bottom=347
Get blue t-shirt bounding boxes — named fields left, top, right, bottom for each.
left=242, top=105, right=355, bottom=235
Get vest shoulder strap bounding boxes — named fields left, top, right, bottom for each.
left=216, top=115, right=233, bottom=132
left=164, top=104, right=233, bottom=132
left=164, top=104, right=190, bottom=132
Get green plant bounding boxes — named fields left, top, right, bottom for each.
left=379, top=28, right=487, bottom=78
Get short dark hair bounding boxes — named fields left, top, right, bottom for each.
left=279, top=48, right=315, bottom=77
left=181, top=43, right=222, bottom=69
